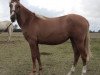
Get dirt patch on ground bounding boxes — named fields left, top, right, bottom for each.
left=41, top=52, right=52, bottom=56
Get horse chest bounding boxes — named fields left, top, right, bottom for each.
left=23, top=30, right=37, bottom=42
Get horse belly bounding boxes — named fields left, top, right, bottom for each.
left=38, top=33, right=69, bottom=45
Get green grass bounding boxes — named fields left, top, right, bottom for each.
left=0, top=33, right=100, bottom=75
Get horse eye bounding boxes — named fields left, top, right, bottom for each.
left=16, top=5, right=20, bottom=9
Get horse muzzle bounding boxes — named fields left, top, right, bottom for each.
left=10, top=11, right=16, bottom=22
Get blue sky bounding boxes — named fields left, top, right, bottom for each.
left=0, top=0, right=100, bottom=31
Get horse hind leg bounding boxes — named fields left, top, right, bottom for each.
left=81, top=48, right=87, bottom=75
left=67, top=38, right=80, bottom=75
left=76, top=40, right=87, bottom=75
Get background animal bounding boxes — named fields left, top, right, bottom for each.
left=0, top=21, right=13, bottom=41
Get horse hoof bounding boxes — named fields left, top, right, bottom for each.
left=39, top=70, right=43, bottom=75
left=67, top=71, right=74, bottom=75
left=29, top=72, right=37, bottom=75
left=81, top=73, right=86, bottom=75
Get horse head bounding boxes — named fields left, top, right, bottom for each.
left=9, top=0, right=20, bottom=22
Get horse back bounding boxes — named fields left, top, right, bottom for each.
left=66, top=14, right=89, bottom=39
left=0, top=21, right=12, bottom=30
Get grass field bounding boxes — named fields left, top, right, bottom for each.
left=0, top=33, right=100, bottom=75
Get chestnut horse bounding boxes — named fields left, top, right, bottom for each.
left=9, top=0, right=91, bottom=75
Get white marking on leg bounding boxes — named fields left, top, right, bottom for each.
left=67, top=65, right=75, bottom=75
left=81, top=65, right=87, bottom=75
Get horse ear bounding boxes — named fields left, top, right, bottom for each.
left=9, top=0, right=20, bottom=2
left=16, top=0, right=20, bottom=2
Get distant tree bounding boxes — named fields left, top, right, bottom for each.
left=98, top=30, right=100, bottom=33
left=93, top=31, right=96, bottom=33
left=90, top=30, right=95, bottom=33
left=90, top=30, right=93, bottom=33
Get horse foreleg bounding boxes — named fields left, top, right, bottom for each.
left=8, top=26, right=12, bottom=41
left=8, top=35, right=11, bottom=41
left=36, top=44, right=43, bottom=75
left=37, top=53, right=42, bottom=74
left=29, top=41, right=42, bottom=75
left=29, top=43, right=37, bottom=75
left=8, top=31, right=10, bottom=41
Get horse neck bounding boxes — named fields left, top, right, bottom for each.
left=16, top=4, right=36, bottom=28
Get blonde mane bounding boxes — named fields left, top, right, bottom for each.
left=35, top=13, right=46, bottom=20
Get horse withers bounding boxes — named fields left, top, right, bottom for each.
left=0, top=21, right=13, bottom=41
left=9, top=0, right=91, bottom=75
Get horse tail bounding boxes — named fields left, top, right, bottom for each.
left=85, top=25, right=92, bottom=61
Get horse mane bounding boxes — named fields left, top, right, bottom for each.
left=19, top=3, right=47, bottom=20
left=35, top=13, right=47, bottom=20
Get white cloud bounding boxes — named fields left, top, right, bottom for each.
left=81, top=0, right=100, bottom=18
left=21, top=0, right=88, bottom=17
left=0, top=1, right=4, bottom=20
left=23, top=0, right=82, bottom=14
left=0, top=0, right=10, bottom=21
left=0, top=0, right=100, bottom=31
left=27, top=0, right=73, bottom=11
